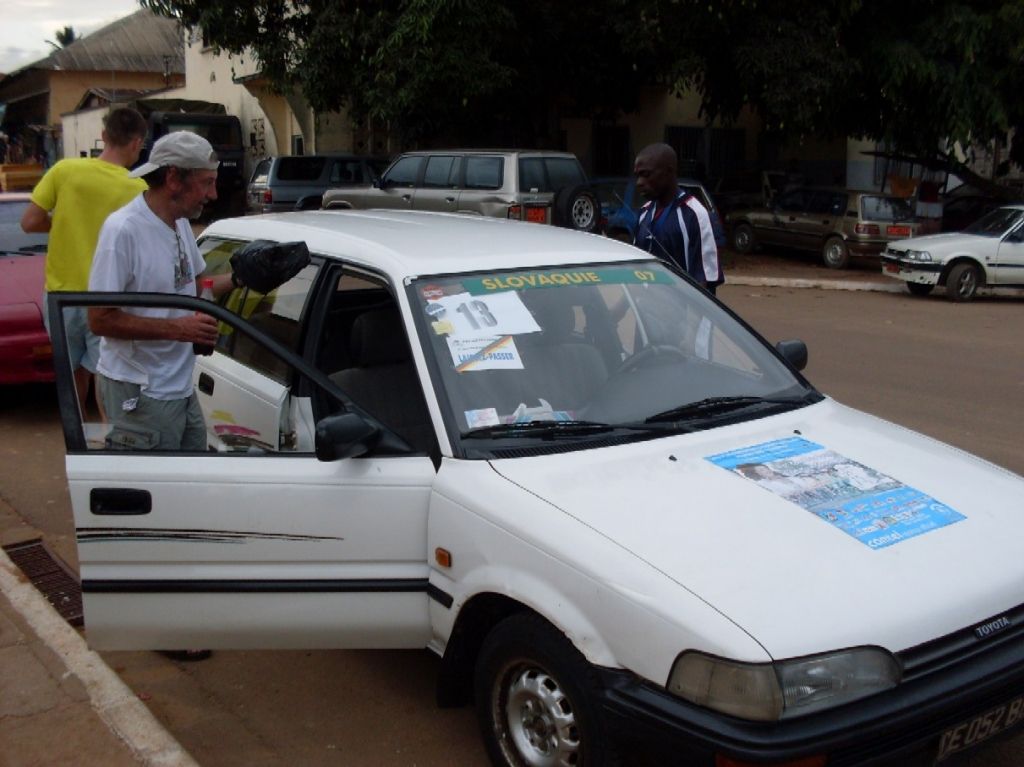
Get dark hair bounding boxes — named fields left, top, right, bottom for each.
left=142, top=165, right=195, bottom=190
left=103, top=107, right=148, bottom=147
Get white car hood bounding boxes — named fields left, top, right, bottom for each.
left=490, top=399, right=1024, bottom=659
left=890, top=231, right=985, bottom=255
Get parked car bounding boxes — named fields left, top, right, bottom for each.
left=50, top=209, right=1024, bottom=766
left=590, top=175, right=726, bottom=245
left=881, top=204, right=1024, bottom=301
left=247, top=154, right=389, bottom=214
left=728, top=187, right=926, bottom=268
left=0, top=192, right=53, bottom=384
left=321, top=149, right=600, bottom=232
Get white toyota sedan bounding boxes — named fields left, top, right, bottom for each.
left=881, top=204, right=1024, bottom=300
left=50, top=210, right=1024, bottom=766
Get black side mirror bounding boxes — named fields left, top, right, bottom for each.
left=775, top=339, right=808, bottom=371
left=315, top=412, right=380, bottom=461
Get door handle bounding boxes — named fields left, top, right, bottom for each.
left=198, top=372, right=214, bottom=395
left=90, top=488, right=152, bottom=515
left=402, top=194, right=412, bottom=202
left=788, top=216, right=797, bottom=222
left=445, top=196, right=456, bottom=203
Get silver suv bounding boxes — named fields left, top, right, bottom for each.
left=321, top=150, right=599, bottom=232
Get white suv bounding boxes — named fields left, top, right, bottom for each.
left=322, top=149, right=600, bottom=232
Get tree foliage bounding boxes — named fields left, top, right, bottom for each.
left=630, top=0, right=1024, bottom=178
left=142, top=0, right=1024, bottom=173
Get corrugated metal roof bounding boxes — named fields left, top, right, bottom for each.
left=39, top=9, right=184, bottom=74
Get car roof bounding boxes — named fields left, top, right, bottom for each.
left=202, top=210, right=643, bottom=281
left=397, top=149, right=578, bottom=158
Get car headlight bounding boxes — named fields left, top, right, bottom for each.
left=904, top=249, right=932, bottom=262
left=667, top=647, right=901, bottom=721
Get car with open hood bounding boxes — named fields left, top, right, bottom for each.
left=729, top=187, right=928, bottom=269
left=49, top=209, right=1024, bottom=766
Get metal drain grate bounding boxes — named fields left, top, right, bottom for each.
left=2, top=539, right=83, bottom=627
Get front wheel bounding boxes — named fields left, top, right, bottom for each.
left=732, top=222, right=755, bottom=253
left=475, top=613, right=618, bottom=767
left=822, top=236, right=849, bottom=269
left=906, top=282, right=934, bottom=297
left=946, top=262, right=981, bottom=302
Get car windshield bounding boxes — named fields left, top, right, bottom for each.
left=962, top=206, right=1024, bottom=237
left=410, top=261, right=815, bottom=452
left=861, top=195, right=915, bottom=222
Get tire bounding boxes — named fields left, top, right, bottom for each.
left=732, top=222, right=755, bottom=254
left=554, top=185, right=601, bottom=233
left=822, top=236, right=849, bottom=269
left=946, top=262, right=981, bottom=302
left=906, top=282, right=934, bottom=297
left=475, top=613, right=619, bottom=767
left=295, top=195, right=323, bottom=211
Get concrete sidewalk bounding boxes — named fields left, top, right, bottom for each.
left=0, top=506, right=198, bottom=767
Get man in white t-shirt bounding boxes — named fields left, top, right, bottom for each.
left=89, top=131, right=236, bottom=450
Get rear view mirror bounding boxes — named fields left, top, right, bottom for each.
left=315, top=412, right=380, bottom=461
left=775, top=339, right=808, bottom=371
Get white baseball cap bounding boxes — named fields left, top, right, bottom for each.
left=130, top=130, right=220, bottom=178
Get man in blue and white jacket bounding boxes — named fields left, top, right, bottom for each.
left=633, top=143, right=723, bottom=294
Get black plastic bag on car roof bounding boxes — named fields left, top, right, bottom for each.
left=230, top=240, right=311, bottom=294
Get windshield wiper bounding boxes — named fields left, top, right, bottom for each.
left=462, top=419, right=675, bottom=440
left=645, top=394, right=816, bottom=424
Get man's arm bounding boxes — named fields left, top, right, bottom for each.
left=88, top=307, right=219, bottom=346
left=20, top=202, right=51, bottom=233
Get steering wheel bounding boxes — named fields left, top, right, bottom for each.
left=616, top=344, right=689, bottom=374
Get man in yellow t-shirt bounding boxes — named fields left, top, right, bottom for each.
left=21, top=107, right=148, bottom=409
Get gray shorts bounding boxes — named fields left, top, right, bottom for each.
left=97, top=375, right=207, bottom=451
left=42, top=295, right=100, bottom=373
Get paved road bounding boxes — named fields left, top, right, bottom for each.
left=0, top=284, right=1021, bottom=765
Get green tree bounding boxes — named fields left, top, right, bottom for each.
left=630, top=0, right=1024, bottom=188
left=47, top=25, right=77, bottom=51
left=142, top=0, right=1024, bottom=183
left=139, top=0, right=653, bottom=146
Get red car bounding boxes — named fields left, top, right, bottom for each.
left=0, top=192, right=53, bottom=383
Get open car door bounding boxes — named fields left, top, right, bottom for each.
left=48, top=273, right=437, bottom=652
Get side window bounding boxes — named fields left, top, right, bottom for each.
left=423, top=155, right=459, bottom=188
left=518, top=157, right=546, bottom=192
left=200, top=238, right=319, bottom=382
left=316, top=269, right=434, bottom=454
left=543, top=158, right=587, bottom=191
left=776, top=189, right=807, bottom=212
left=329, top=160, right=360, bottom=185
left=384, top=156, right=423, bottom=187
left=464, top=156, right=503, bottom=190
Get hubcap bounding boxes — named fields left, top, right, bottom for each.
left=735, top=228, right=750, bottom=249
left=956, top=270, right=976, bottom=297
left=571, top=197, right=595, bottom=229
left=499, top=666, right=580, bottom=767
left=825, top=242, right=844, bottom=264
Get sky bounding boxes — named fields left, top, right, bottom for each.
left=1, top=0, right=143, bottom=74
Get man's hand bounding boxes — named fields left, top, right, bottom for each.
left=175, top=313, right=219, bottom=345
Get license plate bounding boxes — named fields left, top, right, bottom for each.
left=888, top=225, right=911, bottom=237
left=525, top=207, right=547, bottom=224
left=935, top=694, right=1024, bottom=762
